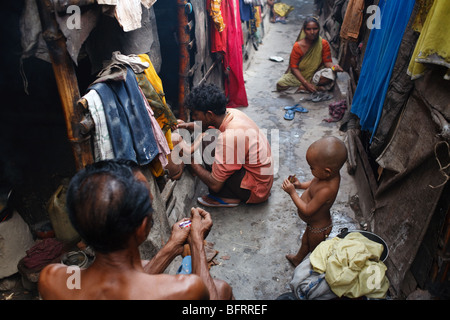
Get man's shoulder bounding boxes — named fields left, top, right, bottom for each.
left=146, top=273, right=209, bottom=299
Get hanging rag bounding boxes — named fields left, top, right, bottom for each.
left=350, top=0, right=416, bottom=139
left=339, top=0, right=365, bottom=42
left=89, top=67, right=159, bottom=165
left=137, top=86, right=170, bottom=169
left=82, top=90, right=115, bottom=161
left=210, top=0, right=226, bottom=32
left=137, top=54, right=178, bottom=135
left=224, top=0, right=249, bottom=107
left=208, top=0, right=228, bottom=53
left=407, top=0, right=450, bottom=80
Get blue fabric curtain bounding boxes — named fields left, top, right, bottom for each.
left=350, top=0, right=416, bottom=141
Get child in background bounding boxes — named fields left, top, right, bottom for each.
left=282, top=136, right=347, bottom=267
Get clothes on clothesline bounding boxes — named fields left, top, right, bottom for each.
left=208, top=0, right=248, bottom=108
left=350, top=0, right=416, bottom=139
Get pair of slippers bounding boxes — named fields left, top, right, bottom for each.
left=284, top=104, right=308, bottom=121
left=197, top=194, right=240, bottom=208
left=304, top=92, right=333, bottom=102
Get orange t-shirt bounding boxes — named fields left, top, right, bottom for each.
left=211, top=109, right=273, bottom=203
left=289, top=38, right=332, bottom=69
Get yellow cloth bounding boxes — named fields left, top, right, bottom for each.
left=137, top=54, right=176, bottom=177
left=273, top=3, right=294, bottom=17
left=411, top=0, right=435, bottom=33
left=255, top=5, right=261, bottom=28
left=210, top=0, right=225, bottom=32
left=408, top=0, right=450, bottom=80
left=310, top=232, right=390, bottom=299
left=137, top=54, right=178, bottom=135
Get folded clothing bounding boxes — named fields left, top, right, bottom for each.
left=310, top=232, right=390, bottom=299
left=22, top=238, right=64, bottom=270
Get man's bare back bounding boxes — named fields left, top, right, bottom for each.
left=39, top=263, right=208, bottom=300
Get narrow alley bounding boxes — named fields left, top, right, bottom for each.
left=201, top=0, right=361, bottom=300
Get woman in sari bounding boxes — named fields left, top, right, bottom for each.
left=276, top=17, right=343, bottom=93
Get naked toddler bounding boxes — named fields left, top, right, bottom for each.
left=282, top=136, right=347, bottom=267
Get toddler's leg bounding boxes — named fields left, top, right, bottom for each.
left=286, top=229, right=310, bottom=267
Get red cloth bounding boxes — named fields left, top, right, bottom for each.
left=209, top=0, right=248, bottom=108
left=223, top=0, right=248, bottom=108
left=22, top=238, right=64, bottom=270
left=208, top=0, right=227, bottom=53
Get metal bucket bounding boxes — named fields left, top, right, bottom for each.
left=337, top=228, right=389, bottom=262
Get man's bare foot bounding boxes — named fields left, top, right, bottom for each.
left=286, top=254, right=302, bottom=267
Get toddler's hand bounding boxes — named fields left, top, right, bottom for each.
left=282, top=178, right=296, bottom=195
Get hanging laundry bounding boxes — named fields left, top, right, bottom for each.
left=137, top=54, right=178, bottom=135
left=224, top=0, right=249, bottom=107
left=82, top=90, right=115, bottom=161
left=210, top=0, right=226, bottom=32
left=407, top=0, right=450, bottom=80
left=350, top=0, right=415, bottom=139
left=239, top=0, right=253, bottom=22
left=339, top=0, right=364, bottom=42
left=137, top=86, right=170, bottom=169
left=89, top=67, right=159, bottom=165
left=208, top=0, right=228, bottom=53
left=97, top=0, right=146, bottom=32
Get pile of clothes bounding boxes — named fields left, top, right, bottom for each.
left=290, top=232, right=390, bottom=300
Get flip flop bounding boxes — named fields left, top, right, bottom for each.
left=284, top=104, right=308, bottom=113
left=197, top=194, right=239, bottom=208
left=284, top=109, right=295, bottom=120
left=293, top=106, right=308, bottom=113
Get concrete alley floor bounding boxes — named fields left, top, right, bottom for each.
left=196, top=0, right=361, bottom=300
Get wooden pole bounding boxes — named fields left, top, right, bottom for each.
left=35, top=0, right=94, bottom=171
left=177, top=0, right=190, bottom=121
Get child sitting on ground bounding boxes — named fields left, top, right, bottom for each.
left=281, top=136, right=348, bottom=267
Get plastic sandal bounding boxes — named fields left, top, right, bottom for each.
left=197, top=194, right=239, bottom=207
left=284, top=109, right=295, bottom=120
left=284, top=103, right=300, bottom=110
left=293, top=106, right=308, bottom=113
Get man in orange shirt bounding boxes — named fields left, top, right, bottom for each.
left=179, top=83, right=274, bottom=207
left=276, top=17, right=343, bottom=93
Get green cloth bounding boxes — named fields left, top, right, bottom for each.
left=310, top=232, right=390, bottom=299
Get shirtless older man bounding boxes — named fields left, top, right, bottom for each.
left=38, top=159, right=232, bottom=300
